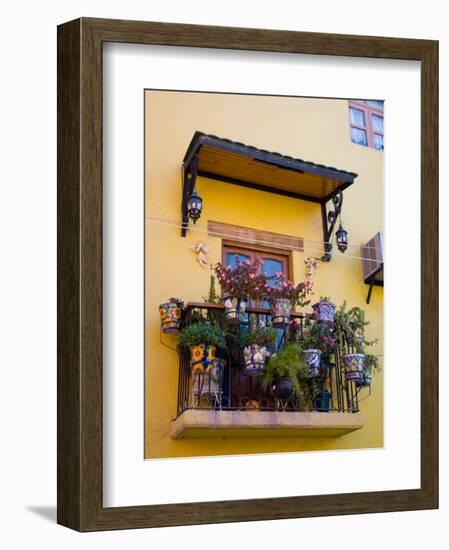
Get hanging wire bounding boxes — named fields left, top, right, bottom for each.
left=147, top=215, right=382, bottom=250
left=146, top=215, right=382, bottom=262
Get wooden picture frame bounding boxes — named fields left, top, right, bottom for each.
left=57, top=17, right=438, bottom=531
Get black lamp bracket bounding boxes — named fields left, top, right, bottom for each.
left=181, top=156, right=199, bottom=237
left=321, top=191, right=344, bottom=261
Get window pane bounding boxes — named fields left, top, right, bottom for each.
left=366, top=100, right=384, bottom=109
left=373, top=134, right=384, bottom=151
left=350, top=127, right=368, bottom=146
left=349, top=107, right=365, bottom=126
left=261, top=258, right=284, bottom=284
left=371, top=114, right=384, bottom=133
left=227, top=253, right=250, bottom=269
left=261, top=258, right=284, bottom=309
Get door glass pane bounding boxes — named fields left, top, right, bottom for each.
left=261, top=258, right=283, bottom=281
left=226, top=253, right=250, bottom=322
left=371, top=114, right=384, bottom=133
left=262, top=258, right=284, bottom=308
left=373, top=134, right=384, bottom=151
left=227, top=253, right=250, bottom=269
left=350, top=127, right=368, bottom=146
left=349, top=107, right=365, bottom=126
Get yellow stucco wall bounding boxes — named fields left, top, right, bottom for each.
left=145, top=90, right=383, bottom=459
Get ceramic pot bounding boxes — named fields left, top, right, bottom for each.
left=271, top=377, right=294, bottom=399
left=314, top=390, right=331, bottom=412
left=343, top=353, right=365, bottom=383
left=243, top=344, right=268, bottom=375
left=312, top=301, right=336, bottom=322
left=190, top=344, right=217, bottom=374
left=357, top=368, right=373, bottom=387
left=158, top=299, right=182, bottom=333
left=270, top=298, right=292, bottom=327
left=304, top=349, right=321, bottom=377
left=210, top=359, right=225, bottom=385
left=191, top=372, right=220, bottom=397
left=223, top=295, right=246, bottom=324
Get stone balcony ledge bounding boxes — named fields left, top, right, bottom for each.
left=171, top=409, right=364, bottom=439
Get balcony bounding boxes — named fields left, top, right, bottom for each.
left=172, top=303, right=367, bottom=439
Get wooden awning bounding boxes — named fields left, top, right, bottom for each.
left=183, top=131, right=358, bottom=204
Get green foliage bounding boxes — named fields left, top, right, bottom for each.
left=177, top=321, right=227, bottom=351
left=334, top=302, right=381, bottom=376
left=203, top=273, right=221, bottom=305
left=241, top=326, right=278, bottom=347
left=364, top=353, right=381, bottom=373
left=261, top=344, right=321, bottom=407
left=334, top=302, right=377, bottom=351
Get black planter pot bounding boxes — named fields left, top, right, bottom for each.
left=271, top=377, right=294, bottom=399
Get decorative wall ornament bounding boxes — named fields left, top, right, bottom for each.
left=191, top=242, right=209, bottom=268
left=304, top=257, right=320, bottom=279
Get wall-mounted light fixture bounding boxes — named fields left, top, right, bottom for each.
left=322, top=191, right=350, bottom=261
left=187, top=189, right=203, bottom=223
left=336, top=222, right=348, bottom=253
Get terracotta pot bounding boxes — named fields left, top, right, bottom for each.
left=190, top=344, right=217, bottom=374
left=158, top=299, right=182, bottom=333
left=270, top=298, right=292, bottom=327
left=304, top=349, right=321, bottom=377
left=243, top=343, right=268, bottom=375
left=312, top=301, right=336, bottom=322
left=223, top=295, right=246, bottom=324
left=343, top=353, right=365, bottom=382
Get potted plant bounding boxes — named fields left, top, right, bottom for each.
left=261, top=343, right=320, bottom=408
left=314, top=390, right=332, bottom=412
left=341, top=352, right=365, bottom=383
left=261, top=343, right=305, bottom=400
left=191, top=357, right=226, bottom=399
left=312, top=296, right=336, bottom=322
left=358, top=353, right=380, bottom=387
left=241, top=326, right=277, bottom=375
left=177, top=321, right=227, bottom=374
left=266, top=274, right=314, bottom=327
left=301, top=320, right=338, bottom=376
left=158, top=297, right=184, bottom=333
left=334, top=302, right=369, bottom=346
left=215, top=259, right=268, bottom=323
left=334, top=302, right=379, bottom=385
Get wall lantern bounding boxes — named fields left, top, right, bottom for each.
left=336, top=222, right=348, bottom=253
left=187, top=189, right=203, bottom=224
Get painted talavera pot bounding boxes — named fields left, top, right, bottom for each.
left=358, top=368, right=372, bottom=387
left=312, top=301, right=336, bottom=322
left=223, top=295, right=246, bottom=324
left=343, top=353, right=365, bottom=382
left=243, top=344, right=268, bottom=375
left=190, top=344, right=217, bottom=374
left=270, top=298, right=292, bottom=327
left=192, top=359, right=225, bottom=397
left=304, top=349, right=321, bottom=377
left=158, top=299, right=182, bottom=333
left=271, top=377, right=294, bottom=399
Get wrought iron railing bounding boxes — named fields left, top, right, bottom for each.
left=175, top=302, right=369, bottom=418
